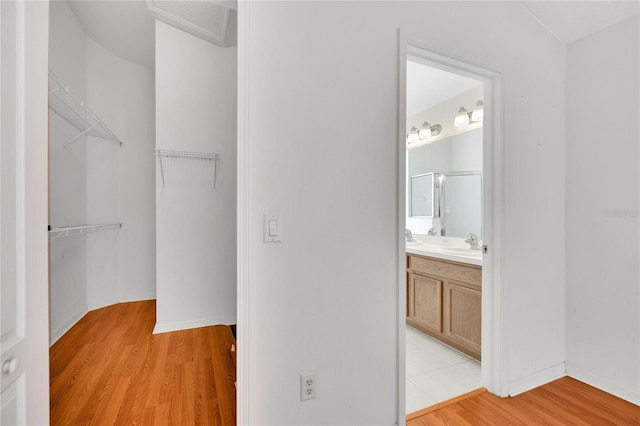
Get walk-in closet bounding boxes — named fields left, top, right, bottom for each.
left=47, top=0, right=237, bottom=362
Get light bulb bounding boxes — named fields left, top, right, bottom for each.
left=418, top=122, right=431, bottom=140
left=454, top=106, right=470, bottom=127
left=407, top=126, right=419, bottom=144
left=471, top=100, right=484, bottom=122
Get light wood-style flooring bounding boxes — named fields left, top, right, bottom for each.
left=408, top=377, right=640, bottom=425
left=50, top=300, right=236, bottom=425
left=51, top=302, right=639, bottom=425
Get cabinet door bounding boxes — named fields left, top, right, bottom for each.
left=407, top=273, right=442, bottom=333
left=444, top=282, right=481, bottom=355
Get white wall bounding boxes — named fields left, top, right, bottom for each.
left=566, top=15, right=640, bottom=404
left=48, top=2, right=156, bottom=343
left=86, top=37, right=156, bottom=308
left=154, top=21, right=237, bottom=332
left=48, top=0, right=89, bottom=342
left=240, top=1, right=565, bottom=424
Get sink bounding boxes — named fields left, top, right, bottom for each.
left=439, top=247, right=482, bottom=257
left=406, top=240, right=422, bottom=246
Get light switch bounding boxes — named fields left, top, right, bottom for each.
left=263, top=214, right=281, bottom=242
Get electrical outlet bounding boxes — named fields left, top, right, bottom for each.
left=300, top=372, right=317, bottom=401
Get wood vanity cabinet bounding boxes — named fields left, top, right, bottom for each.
left=407, top=273, right=443, bottom=334
left=406, top=253, right=482, bottom=360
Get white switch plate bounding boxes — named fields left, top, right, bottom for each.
left=263, top=214, right=281, bottom=242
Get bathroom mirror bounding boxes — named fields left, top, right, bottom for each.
left=441, top=172, right=482, bottom=239
left=407, top=128, right=482, bottom=239
left=409, top=172, right=435, bottom=217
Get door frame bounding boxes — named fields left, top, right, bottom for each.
left=397, top=30, right=506, bottom=424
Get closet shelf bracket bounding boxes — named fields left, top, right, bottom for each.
left=48, top=69, right=124, bottom=148
left=48, top=223, right=123, bottom=242
left=153, top=149, right=220, bottom=188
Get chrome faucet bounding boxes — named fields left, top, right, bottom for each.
left=405, top=229, right=416, bottom=242
left=465, top=233, right=482, bottom=250
left=427, top=228, right=438, bottom=236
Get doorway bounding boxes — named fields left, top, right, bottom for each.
left=404, top=59, right=484, bottom=415
left=397, top=37, right=505, bottom=423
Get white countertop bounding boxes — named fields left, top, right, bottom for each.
left=405, top=239, right=483, bottom=267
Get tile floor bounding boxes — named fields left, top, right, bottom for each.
left=406, top=325, right=481, bottom=414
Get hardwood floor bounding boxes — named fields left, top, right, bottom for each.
left=408, top=377, right=640, bottom=425
left=50, top=301, right=236, bottom=425
left=52, top=304, right=639, bottom=425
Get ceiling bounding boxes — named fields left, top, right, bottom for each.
left=68, top=0, right=156, bottom=69
left=66, top=0, right=638, bottom=79
left=67, top=0, right=238, bottom=70
left=406, top=1, right=639, bottom=115
left=406, top=62, right=482, bottom=117
left=519, top=1, right=639, bottom=43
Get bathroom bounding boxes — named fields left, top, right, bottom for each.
left=404, top=57, right=485, bottom=415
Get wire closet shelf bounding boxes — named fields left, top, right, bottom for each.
left=154, top=149, right=220, bottom=188
left=48, top=69, right=124, bottom=148
left=48, top=223, right=123, bottom=242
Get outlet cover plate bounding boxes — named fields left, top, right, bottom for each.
left=300, top=372, right=317, bottom=401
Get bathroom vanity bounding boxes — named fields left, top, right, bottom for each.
left=405, top=83, right=483, bottom=361
left=406, top=250, right=481, bottom=360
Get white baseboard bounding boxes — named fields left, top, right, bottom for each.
left=87, top=297, right=120, bottom=312
left=153, top=315, right=236, bottom=334
left=118, top=293, right=156, bottom=303
left=508, top=362, right=566, bottom=396
left=567, top=363, right=640, bottom=405
left=50, top=305, right=88, bottom=346
left=87, top=294, right=156, bottom=312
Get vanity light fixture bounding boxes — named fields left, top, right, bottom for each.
left=419, top=122, right=432, bottom=140
left=454, top=100, right=484, bottom=127
left=471, top=100, right=484, bottom=122
left=454, top=106, right=470, bottom=127
left=407, top=123, right=442, bottom=145
left=407, top=126, right=420, bottom=144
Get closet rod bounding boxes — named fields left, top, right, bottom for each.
left=48, top=223, right=123, bottom=242
left=153, top=149, right=220, bottom=188
left=48, top=70, right=124, bottom=147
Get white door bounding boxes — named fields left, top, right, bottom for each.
left=0, top=1, right=50, bottom=424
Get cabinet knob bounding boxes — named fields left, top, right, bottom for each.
left=2, top=358, right=19, bottom=374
